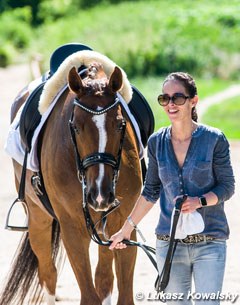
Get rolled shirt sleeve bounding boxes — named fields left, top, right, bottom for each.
left=211, top=133, right=235, bottom=203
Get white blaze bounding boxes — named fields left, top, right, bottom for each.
left=92, top=112, right=107, bottom=204
left=102, top=293, right=112, bottom=305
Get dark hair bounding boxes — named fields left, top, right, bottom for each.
left=163, top=72, right=198, bottom=122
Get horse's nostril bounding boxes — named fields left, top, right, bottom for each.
left=86, top=188, right=115, bottom=211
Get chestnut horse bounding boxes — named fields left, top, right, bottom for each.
left=1, top=62, right=142, bottom=305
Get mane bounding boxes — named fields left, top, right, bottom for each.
left=38, top=50, right=132, bottom=114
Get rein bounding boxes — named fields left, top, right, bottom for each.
left=69, top=95, right=159, bottom=277
left=81, top=198, right=159, bottom=280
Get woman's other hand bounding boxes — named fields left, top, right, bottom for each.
left=109, top=229, right=130, bottom=250
left=174, top=195, right=201, bottom=213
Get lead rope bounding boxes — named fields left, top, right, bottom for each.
left=77, top=160, right=187, bottom=297
left=155, top=195, right=188, bottom=293
left=79, top=169, right=187, bottom=297
left=80, top=178, right=159, bottom=271
left=84, top=203, right=159, bottom=271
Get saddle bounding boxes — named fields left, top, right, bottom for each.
left=6, top=43, right=155, bottom=231
left=20, top=43, right=154, bottom=151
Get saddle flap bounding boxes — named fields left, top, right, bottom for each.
left=129, top=85, right=155, bottom=147
left=19, top=82, right=45, bottom=152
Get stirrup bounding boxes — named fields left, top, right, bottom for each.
left=5, top=199, right=29, bottom=231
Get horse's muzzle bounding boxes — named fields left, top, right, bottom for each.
left=87, top=189, right=116, bottom=212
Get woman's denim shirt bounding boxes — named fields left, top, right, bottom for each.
left=142, top=124, right=235, bottom=239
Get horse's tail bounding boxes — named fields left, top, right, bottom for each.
left=0, top=220, right=62, bottom=305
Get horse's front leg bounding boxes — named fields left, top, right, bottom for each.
left=95, top=245, right=114, bottom=304
left=114, top=231, right=137, bottom=305
left=59, top=217, right=102, bottom=305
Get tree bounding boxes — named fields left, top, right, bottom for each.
left=0, top=0, right=42, bottom=25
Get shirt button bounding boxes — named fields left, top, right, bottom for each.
left=180, top=182, right=182, bottom=185
left=180, top=189, right=183, bottom=192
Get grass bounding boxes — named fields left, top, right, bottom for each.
left=131, top=76, right=235, bottom=131
left=202, top=97, right=240, bottom=139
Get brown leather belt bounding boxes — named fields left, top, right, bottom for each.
left=157, top=234, right=215, bottom=244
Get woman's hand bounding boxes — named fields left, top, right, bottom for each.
left=109, top=229, right=131, bottom=250
left=108, top=195, right=154, bottom=250
left=174, top=195, right=201, bottom=213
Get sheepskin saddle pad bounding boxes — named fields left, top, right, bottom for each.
left=19, top=45, right=154, bottom=152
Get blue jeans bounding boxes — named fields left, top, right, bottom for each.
left=156, top=239, right=226, bottom=305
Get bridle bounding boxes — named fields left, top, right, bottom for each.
left=69, top=94, right=159, bottom=290
left=69, top=96, right=126, bottom=196
left=69, top=96, right=127, bottom=236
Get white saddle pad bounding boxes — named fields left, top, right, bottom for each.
left=4, top=88, right=144, bottom=172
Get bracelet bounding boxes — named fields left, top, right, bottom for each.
left=127, top=216, right=136, bottom=228
left=127, top=216, right=146, bottom=243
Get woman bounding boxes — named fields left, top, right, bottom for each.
left=109, top=72, right=235, bottom=304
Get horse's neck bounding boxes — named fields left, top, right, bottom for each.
left=123, top=115, right=140, bottom=156
left=47, top=90, right=73, bottom=137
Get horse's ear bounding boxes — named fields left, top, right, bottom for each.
left=68, top=67, right=85, bottom=95
left=109, top=66, right=123, bottom=93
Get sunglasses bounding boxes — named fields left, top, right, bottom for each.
left=157, top=93, right=190, bottom=106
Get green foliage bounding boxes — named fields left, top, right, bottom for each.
left=77, top=0, right=103, bottom=9
left=37, top=0, right=73, bottom=22
left=0, top=44, right=16, bottom=67
left=75, top=0, right=139, bottom=9
left=0, top=0, right=9, bottom=12
left=0, top=1, right=238, bottom=139
left=0, top=0, right=41, bottom=25
left=1, top=0, right=240, bottom=83
left=0, top=7, right=32, bottom=64
left=27, top=0, right=240, bottom=80
left=0, top=7, right=32, bottom=49
left=1, top=5, right=32, bottom=23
